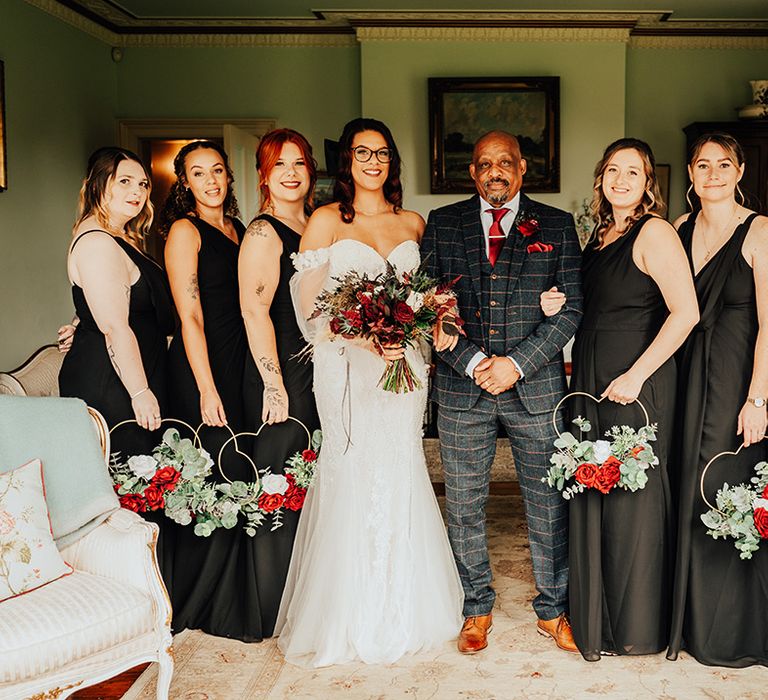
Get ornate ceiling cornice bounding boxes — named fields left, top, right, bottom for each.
left=24, top=2, right=768, bottom=49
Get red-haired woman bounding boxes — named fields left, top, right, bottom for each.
left=238, top=128, right=320, bottom=637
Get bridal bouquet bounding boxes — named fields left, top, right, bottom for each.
left=310, top=262, right=464, bottom=393
left=543, top=416, right=659, bottom=499
left=700, top=459, right=768, bottom=560
left=110, top=428, right=321, bottom=536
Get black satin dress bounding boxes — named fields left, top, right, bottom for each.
left=667, top=211, right=768, bottom=668
left=568, top=215, right=676, bottom=661
left=59, top=231, right=175, bottom=456
left=242, top=214, right=319, bottom=637
left=165, top=215, right=261, bottom=641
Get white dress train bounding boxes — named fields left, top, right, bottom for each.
left=275, top=238, right=464, bottom=667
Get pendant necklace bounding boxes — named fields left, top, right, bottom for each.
left=701, top=207, right=739, bottom=262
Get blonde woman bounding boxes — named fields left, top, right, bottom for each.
left=59, top=147, right=174, bottom=456
left=667, top=133, right=768, bottom=667
left=546, top=138, right=698, bottom=661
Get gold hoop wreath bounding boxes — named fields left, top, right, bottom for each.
left=551, top=391, right=651, bottom=443
left=699, top=435, right=767, bottom=514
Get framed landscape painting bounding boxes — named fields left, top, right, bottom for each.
left=429, top=76, right=560, bottom=194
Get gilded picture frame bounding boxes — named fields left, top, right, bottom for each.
left=429, top=76, right=560, bottom=194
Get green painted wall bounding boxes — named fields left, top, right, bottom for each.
left=360, top=40, right=627, bottom=219
left=626, top=47, right=768, bottom=219
left=0, top=0, right=117, bottom=368
left=115, top=45, right=361, bottom=171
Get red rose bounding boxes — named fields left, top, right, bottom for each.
left=754, top=507, right=768, bottom=539
left=342, top=309, right=363, bottom=329
left=762, top=484, right=768, bottom=499
left=258, top=492, right=284, bottom=514
left=284, top=487, right=307, bottom=511
left=595, top=457, right=622, bottom=494
left=329, top=317, right=343, bottom=335
left=517, top=218, right=540, bottom=237
left=302, top=449, right=317, bottom=462
left=152, top=466, right=181, bottom=491
left=527, top=242, right=554, bottom=254
left=574, top=463, right=599, bottom=488
left=119, top=493, right=146, bottom=513
left=393, top=301, right=414, bottom=324
left=142, top=484, right=165, bottom=511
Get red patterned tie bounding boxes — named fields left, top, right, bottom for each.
left=486, top=208, right=510, bottom=267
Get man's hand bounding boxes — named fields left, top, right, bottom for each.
left=473, top=355, right=520, bottom=395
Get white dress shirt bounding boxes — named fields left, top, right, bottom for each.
left=465, top=193, right=525, bottom=380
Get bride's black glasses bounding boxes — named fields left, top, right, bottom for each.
left=351, top=146, right=392, bottom=163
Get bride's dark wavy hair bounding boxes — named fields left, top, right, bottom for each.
left=158, top=140, right=240, bottom=236
left=334, top=118, right=403, bottom=224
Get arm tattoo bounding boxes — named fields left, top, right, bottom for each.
left=107, top=344, right=123, bottom=379
left=187, top=273, right=199, bottom=300
left=253, top=282, right=265, bottom=297
left=246, top=219, right=270, bottom=238
left=259, top=356, right=282, bottom=375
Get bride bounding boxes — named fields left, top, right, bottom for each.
left=275, top=118, right=464, bottom=667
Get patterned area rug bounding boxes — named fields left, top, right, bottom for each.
left=124, top=495, right=767, bottom=700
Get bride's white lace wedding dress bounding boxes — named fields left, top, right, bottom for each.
left=275, top=238, right=464, bottom=667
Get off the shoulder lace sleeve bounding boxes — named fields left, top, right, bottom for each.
left=292, top=247, right=331, bottom=272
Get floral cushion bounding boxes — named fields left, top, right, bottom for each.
left=0, top=459, right=72, bottom=602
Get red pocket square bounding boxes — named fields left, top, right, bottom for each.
left=527, top=242, right=554, bottom=254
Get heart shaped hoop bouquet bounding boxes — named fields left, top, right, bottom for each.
left=542, top=392, right=659, bottom=499
left=699, top=439, right=768, bottom=560
left=108, top=417, right=321, bottom=537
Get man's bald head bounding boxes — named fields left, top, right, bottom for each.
left=469, top=131, right=527, bottom=206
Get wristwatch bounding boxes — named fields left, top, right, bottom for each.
left=747, top=397, right=766, bottom=408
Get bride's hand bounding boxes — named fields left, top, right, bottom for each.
left=433, top=313, right=460, bottom=352
left=380, top=343, right=405, bottom=362
left=540, top=287, right=566, bottom=317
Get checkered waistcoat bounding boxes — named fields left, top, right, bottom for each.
left=421, top=193, right=583, bottom=415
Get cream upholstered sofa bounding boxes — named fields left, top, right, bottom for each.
left=0, top=345, right=64, bottom=398
left=0, top=398, right=173, bottom=700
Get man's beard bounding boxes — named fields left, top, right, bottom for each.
left=482, top=177, right=511, bottom=205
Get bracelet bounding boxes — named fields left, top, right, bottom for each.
left=130, top=386, right=149, bottom=400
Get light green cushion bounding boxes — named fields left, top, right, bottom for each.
left=0, top=396, right=118, bottom=548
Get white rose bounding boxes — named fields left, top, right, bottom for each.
left=592, top=440, right=612, bottom=464
left=753, top=497, right=768, bottom=510
left=261, top=473, right=289, bottom=495
left=199, top=448, right=215, bottom=471
left=127, top=454, right=158, bottom=479
left=406, top=291, right=425, bottom=312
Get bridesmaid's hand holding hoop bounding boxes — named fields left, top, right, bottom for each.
left=263, top=383, right=289, bottom=424
left=131, top=388, right=162, bottom=431
left=738, top=401, right=768, bottom=447
left=200, top=389, right=227, bottom=427
left=602, top=370, right=645, bottom=405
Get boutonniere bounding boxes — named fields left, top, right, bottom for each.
left=527, top=241, right=554, bottom=254
left=516, top=214, right=540, bottom=238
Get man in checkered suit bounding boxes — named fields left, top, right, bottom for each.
left=422, top=131, right=583, bottom=654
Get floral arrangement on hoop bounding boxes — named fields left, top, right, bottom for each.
left=700, top=455, right=768, bottom=560
left=110, top=422, right=321, bottom=537
left=542, top=393, right=659, bottom=500
left=309, top=261, right=464, bottom=393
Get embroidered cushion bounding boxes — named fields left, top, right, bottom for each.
left=0, top=459, right=72, bottom=602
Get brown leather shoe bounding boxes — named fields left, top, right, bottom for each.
left=458, top=614, right=493, bottom=654
left=536, top=613, right=578, bottom=653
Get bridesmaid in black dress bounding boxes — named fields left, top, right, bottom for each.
left=239, top=129, right=320, bottom=637
left=59, top=147, right=174, bottom=457
left=667, top=133, right=768, bottom=667
left=562, top=139, right=698, bottom=661
left=160, top=140, right=254, bottom=640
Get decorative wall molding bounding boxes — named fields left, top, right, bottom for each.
left=356, top=26, right=632, bottom=44
left=23, top=2, right=768, bottom=48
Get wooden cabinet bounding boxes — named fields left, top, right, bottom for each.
left=684, top=121, right=768, bottom=215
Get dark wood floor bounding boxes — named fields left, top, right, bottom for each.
left=71, top=664, right=148, bottom=699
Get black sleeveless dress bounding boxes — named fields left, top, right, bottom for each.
left=59, top=231, right=175, bottom=457
left=668, top=211, right=768, bottom=667
left=165, top=215, right=258, bottom=641
left=568, top=215, right=676, bottom=661
left=242, top=214, right=320, bottom=638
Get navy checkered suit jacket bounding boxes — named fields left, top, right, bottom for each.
left=422, top=193, right=583, bottom=415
